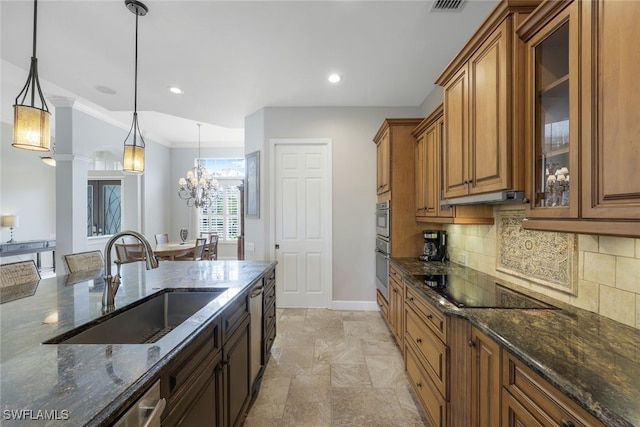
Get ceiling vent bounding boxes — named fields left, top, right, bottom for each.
left=431, top=0, right=467, bottom=12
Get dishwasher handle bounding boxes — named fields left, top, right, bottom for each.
left=250, top=285, right=264, bottom=298
left=141, top=397, right=166, bottom=427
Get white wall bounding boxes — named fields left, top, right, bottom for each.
left=420, top=85, right=444, bottom=116
left=0, top=122, right=57, bottom=268
left=244, top=106, right=422, bottom=304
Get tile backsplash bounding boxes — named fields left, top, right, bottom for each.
left=443, top=206, right=640, bottom=329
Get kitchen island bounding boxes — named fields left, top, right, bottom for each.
left=0, top=260, right=276, bottom=426
left=390, top=258, right=640, bottom=427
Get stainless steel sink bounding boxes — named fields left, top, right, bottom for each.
left=45, top=289, right=228, bottom=345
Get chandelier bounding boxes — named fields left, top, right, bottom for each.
left=178, top=124, right=220, bottom=208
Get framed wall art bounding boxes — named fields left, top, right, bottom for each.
left=245, top=151, right=260, bottom=218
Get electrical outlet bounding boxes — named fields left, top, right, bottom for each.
left=457, top=253, right=467, bottom=266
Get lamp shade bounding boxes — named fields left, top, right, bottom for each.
left=12, top=105, right=51, bottom=151
left=1, top=215, right=19, bottom=228
left=123, top=145, right=145, bottom=173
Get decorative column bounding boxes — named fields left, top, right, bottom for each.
left=50, top=97, right=90, bottom=270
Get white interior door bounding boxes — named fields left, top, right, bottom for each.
left=273, top=140, right=332, bottom=308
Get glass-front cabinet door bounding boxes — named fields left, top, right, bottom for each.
left=524, top=2, right=579, bottom=218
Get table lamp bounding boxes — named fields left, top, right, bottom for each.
left=1, top=215, right=19, bottom=243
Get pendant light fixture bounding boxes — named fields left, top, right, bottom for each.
left=178, top=124, right=220, bottom=208
left=122, top=0, right=148, bottom=174
left=12, top=0, right=51, bottom=152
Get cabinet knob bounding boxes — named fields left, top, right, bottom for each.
left=416, top=382, right=422, bottom=388
left=426, top=314, right=433, bottom=320
left=409, top=297, right=414, bottom=302
left=468, top=340, right=476, bottom=347
left=416, top=338, right=423, bottom=344
left=560, top=421, right=575, bottom=427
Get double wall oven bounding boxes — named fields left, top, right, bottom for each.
left=375, top=201, right=390, bottom=300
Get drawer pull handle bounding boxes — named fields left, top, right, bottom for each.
left=468, top=340, right=476, bottom=347
left=561, top=421, right=575, bottom=427
left=416, top=338, right=422, bottom=344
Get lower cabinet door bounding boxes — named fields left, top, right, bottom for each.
left=223, top=314, right=251, bottom=427
left=162, top=350, right=221, bottom=427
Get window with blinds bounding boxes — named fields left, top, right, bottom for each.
left=197, top=184, right=240, bottom=241
left=195, top=158, right=245, bottom=242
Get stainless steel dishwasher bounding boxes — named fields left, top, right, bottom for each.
left=249, top=282, right=264, bottom=387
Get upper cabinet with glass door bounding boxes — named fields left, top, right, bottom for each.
left=519, top=1, right=579, bottom=219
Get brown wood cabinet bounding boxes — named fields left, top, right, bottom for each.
left=387, top=264, right=405, bottom=347
left=373, top=118, right=425, bottom=257
left=395, top=264, right=607, bottom=427
left=376, top=127, right=391, bottom=196
left=470, top=326, right=502, bottom=427
left=376, top=289, right=389, bottom=323
left=436, top=1, right=539, bottom=202
left=412, top=106, right=494, bottom=224
left=404, top=285, right=449, bottom=427
left=262, top=269, right=276, bottom=360
left=519, top=0, right=640, bottom=237
left=161, top=321, right=222, bottom=427
left=502, top=350, right=605, bottom=427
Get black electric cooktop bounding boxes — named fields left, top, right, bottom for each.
left=412, top=274, right=556, bottom=309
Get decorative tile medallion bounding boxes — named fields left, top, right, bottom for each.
left=497, top=208, right=577, bottom=295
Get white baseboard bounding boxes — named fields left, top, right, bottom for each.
left=331, top=300, right=379, bottom=311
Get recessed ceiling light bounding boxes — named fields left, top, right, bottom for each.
left=328, top=73, right=341, bottom=83
left=168, top=86, right=184, bottom=94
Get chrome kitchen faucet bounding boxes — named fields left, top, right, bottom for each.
left=103, top=230, right=158, bottom=313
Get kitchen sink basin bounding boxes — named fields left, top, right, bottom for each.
left=45, top=289, right=228, bottom=345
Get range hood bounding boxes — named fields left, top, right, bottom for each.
left=441, top=191, right=526, bottom=207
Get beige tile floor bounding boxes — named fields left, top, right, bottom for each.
left=243, top=308, right=428, bottom=427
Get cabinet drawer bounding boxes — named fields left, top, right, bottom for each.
left=376, top=289, right=389, bottom=320
left=405, top=304, right=447, bottom=398
left=405, top=285, right=447, bottom=342
left=263, top=281, right=276, bottom=310
left=264, top=322, right=276, bottom=358
left=405, top=342, right=448, bottom=427
left=221, top=291, right=249, bottom=343
left=163, top=321, right=220, bottom=399
left=503, top=352, right=605, bottom=427
left=389, top=264, right=403, bottom=284
left=263, top=299, right=277, bottom=333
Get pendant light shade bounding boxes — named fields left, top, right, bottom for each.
left=12, top=0, right=51, bottom=152
left=122, top=0, right=148, bottom=174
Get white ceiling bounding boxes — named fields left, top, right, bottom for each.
left=1, top=0, right=497, bottom=148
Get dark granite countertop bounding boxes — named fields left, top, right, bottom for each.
left=391, top=257, right=640, bottom=427
left=0, top=260, right=276, bottom=426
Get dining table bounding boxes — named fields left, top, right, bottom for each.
left=153, top=240, right=199, bottom=261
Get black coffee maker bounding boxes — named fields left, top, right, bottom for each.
left=419, top=230, right=447, bottom=262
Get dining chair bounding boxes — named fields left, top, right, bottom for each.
left=200, top=232, right=218, bottom=260
left=0, top=260, right=41, bottom=287
left=175, top=238, right=207, bottom=261
left=115, top=243, right=145, bottom=264
left=206, top=235, right=219, bottom=260
left=64, top=250, right=105, bottom=273
left=121, top=236, right=139, bottom=244
left=154, top=233, right=169, bottom=245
